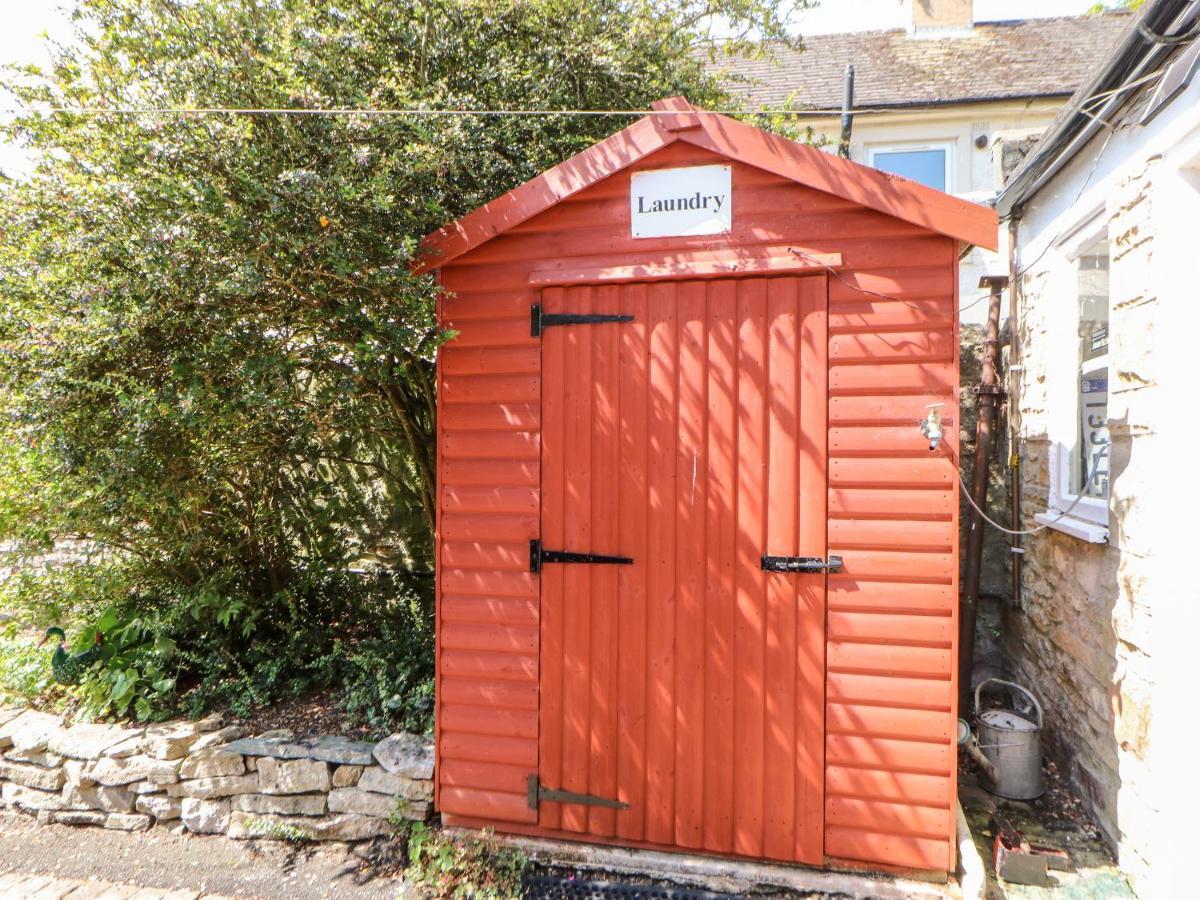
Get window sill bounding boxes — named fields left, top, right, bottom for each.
left=1034, top=510, right=1109, bottom=543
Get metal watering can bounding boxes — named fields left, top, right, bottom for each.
left=972, top=678, right=1044, bottom=800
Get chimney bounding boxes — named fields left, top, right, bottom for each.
left=910, top=0, right=973, bottom=33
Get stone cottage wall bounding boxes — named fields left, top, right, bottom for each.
left=1006, top=159, right=1159, bottom=887
left=0, top=707, right=431, bottom=842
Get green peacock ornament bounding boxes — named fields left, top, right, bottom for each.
left=38, top=627, right=104, bottom=685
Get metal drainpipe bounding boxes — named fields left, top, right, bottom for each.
left=838, top=65, right=855, bottom=160
left=960, top=275, right=1008, bottom=713
left=1007, top=216, right=1023, bottom=609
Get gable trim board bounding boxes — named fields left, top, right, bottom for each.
left=418, top=98, right=998, bottom=273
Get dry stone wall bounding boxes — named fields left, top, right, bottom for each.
left=0, top=707, right=432, bottom=843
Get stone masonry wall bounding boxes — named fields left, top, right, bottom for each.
left=1006, top=158, right=1159, bottom=890
left=0, top=707, right=432, bottom=842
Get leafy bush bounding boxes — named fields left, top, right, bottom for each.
left=0, top=625, right=56, bottom=707
left=1, top=561, right=434, bottom=731
left=0, top=0, right=802, bottom=725
left=401, top=822, right=527, bottom=900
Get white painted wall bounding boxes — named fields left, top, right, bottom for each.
left=1007, top=71, right=1200, bottom=898
left=804, top=98, right=1064, bottom=322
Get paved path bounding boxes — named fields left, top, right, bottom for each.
left=0, top=813, right=400, bottom=899
left=0, top=873, right=227, bottom=898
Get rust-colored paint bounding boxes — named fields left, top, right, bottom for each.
left=537, top=277, right=826, bottom=863
left=432, top=100, right=987, bottom=876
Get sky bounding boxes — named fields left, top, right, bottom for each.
left=0, top=0, right=1108, bottom=175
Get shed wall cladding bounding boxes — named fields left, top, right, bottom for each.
left=434, top=140, right=962, bottom=873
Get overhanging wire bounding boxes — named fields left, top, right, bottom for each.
left=787, top=247, right=1111, bottom=537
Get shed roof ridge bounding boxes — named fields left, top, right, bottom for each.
left=416, top=97, right=997, bottom=271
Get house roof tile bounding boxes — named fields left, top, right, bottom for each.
left=713, top=13, right=1133, bottom=110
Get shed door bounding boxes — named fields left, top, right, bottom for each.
left=536, top=275, right=828, bottom=864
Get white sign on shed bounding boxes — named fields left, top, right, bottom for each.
left=630, top=165, right=732, bottom=238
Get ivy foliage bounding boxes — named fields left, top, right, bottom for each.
left=0, top=0, right=806, bottom=725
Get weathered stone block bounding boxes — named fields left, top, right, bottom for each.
left=48, top=724, right=142, bottom=760
left=326, top=787, right=394, bottom=818
left=189, top=726, right=247, bottom=752
left=306, top=736, right=376, bottom=766
left=136, top=794, right=182, bottom=820
left=372, top=733, right=433, bottom=779
left=89, top=755, right=181, bottom=787
left=102, top=736, right=144, bottom=759
left=194, top=713, right=224, bottom=733
left=61, top=783, right=137, bottom=813
left=105, top=812, right=152, bottom=831
left=223, top=733, right=373, bottom=765
left=140, top=724, right=198, bottom=760
left=4, top=747, right=65, bottom=767
left=257, top=757, right=330, bottom=795
left=357, top=765, right=432, bottom=801
left=179, top=748, right=245, bottom=780
left=232, top=793, right=326, bottom=816
left=331, top=765, right=363, bottom=788
left=0, top=710, right=62, bottom=753
left=395, top=799, right=432, bottom=821
left=3, top=782, right=65, bottom=812
left=54, top=810, right=107, bottom=826
left=133, top=781, right=165, bottom=794
left=225, top=735, right=309, bottom=760
left=0, top=760, right=66, bottom=791
left=166, top=774, right=260, bottom=800
left=63, top=759, right=95, bottom=788
left=226, top=811, right=390, bottom=842
left=181, top=797, right=230, bottom=834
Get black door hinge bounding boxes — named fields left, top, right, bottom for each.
left=530, top=539, right=633, bottom=573
left=531, top=303, right=634, bottom=337
left=760, top=554, right=844, bottom=574
left=527, top=775, right=631, bottom=811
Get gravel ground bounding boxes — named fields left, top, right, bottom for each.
left=0, top=813, right=403, bottom=899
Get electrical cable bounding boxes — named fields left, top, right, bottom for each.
left=787, top=247, right=1110, bottom=538
left=0, top=63, right=1176, bottom=122
left=1137, top=15, right=1200, bottom=46
left=0, top=104, right=1012, bottom=119
left=957, top=448, right=1108, bottom=536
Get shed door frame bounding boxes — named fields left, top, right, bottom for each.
left=534, top=274, right=828, bottom=864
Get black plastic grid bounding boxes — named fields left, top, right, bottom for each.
left=522, top=874, right=737, bottom=900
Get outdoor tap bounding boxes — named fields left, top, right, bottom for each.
left=919, top=403, right=945, bottom=451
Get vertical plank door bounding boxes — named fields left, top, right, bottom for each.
left=537, top=275, right=828, bottom=865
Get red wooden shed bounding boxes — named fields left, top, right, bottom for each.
left=418, top=97, right=997, bottom=876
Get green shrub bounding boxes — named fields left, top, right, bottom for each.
left=0, top=0, right=802, bottom=730
left=401, top=822, right=527, bottom=900
left=0, top=625, right=55, bottom=707
left=1, top=561, right=434, bottom=731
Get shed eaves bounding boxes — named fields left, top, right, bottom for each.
left=713, top=13, right=1132, bottom=110
left=417, top=97, right=999, bottom=272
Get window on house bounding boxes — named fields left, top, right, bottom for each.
left=867, top=143, right=953, bottom=192
left=1035, top=224, right=1111, bottom=542
left=1075, top=244, right=1110, bottom=500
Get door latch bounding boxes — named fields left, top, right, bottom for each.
left=760, top=555, right=844, bottom=574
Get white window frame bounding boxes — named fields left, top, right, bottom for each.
left=866, top=141, right=955, bottom=193
left=1034, top=210, right=1110, bottom=543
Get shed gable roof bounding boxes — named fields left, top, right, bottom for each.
left=416, top=97, right=998, bottom=273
